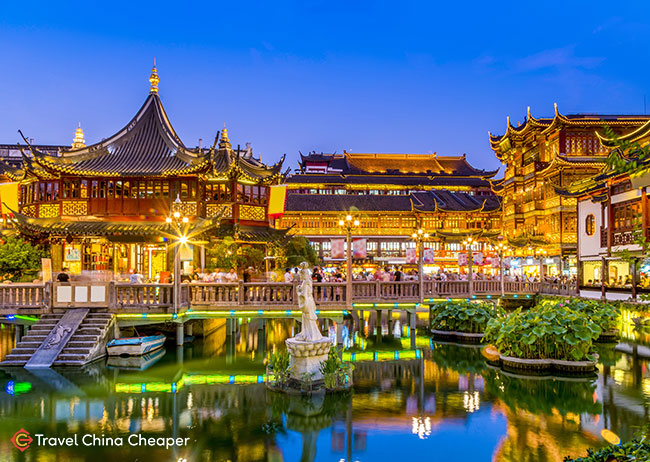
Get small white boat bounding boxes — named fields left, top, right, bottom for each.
left=106, top=334, right=166, bottom=356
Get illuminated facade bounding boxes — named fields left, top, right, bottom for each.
left=4, top=66, right=286, bottom=278
left=557, top=120, right=650, bottom=299
left=489, top=106, right=650, bottom=276
left=280, top=152, right=502, bottom=273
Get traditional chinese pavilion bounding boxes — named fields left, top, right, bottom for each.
left=489, top=105, right=650, bottom=277
left=280, top=151, right=501, bottom=274
left=5, top=66, right=287, bottom=277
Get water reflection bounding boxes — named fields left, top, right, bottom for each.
left=0, top=316, right=647, bottom=461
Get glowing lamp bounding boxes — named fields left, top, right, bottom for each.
left=353, top=220, right=359, bottom=226
left=173, top=211, right=180, bottom=218
left=346, top=214, right=352, bottom=221
left=338, top=220, right=344, bottom=226
left=165, top=217, right=172, bottom=223
left=182, top=216, right=189, bottom=223
left=179, top=235, right=188, bottom=245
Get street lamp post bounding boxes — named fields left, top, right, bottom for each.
left=463, top=237, right=474, bottom=297
left=411, top=228, right=429, bottom=300
left=494, top=241, right=507, bottom=297
left=166, top=206, right=189, bottom=318
left=338, top=214, right=360, bottom=310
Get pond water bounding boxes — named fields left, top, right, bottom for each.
left=0, top=315, right=648, bottom=462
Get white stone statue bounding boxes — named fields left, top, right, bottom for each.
left=285, top=261, right=332, bottom=384
left=294, top=262, right=325, bottom=341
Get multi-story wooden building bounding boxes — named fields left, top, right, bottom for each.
left=4, top=66, right=286, bottom=278
left=557, top=120, right=650, bottom=300
left=489, top=105, right=650, bottom=277
left=280, top=152, right=501, bottom=275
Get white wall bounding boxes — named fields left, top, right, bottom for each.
left=578, top=199, right=602, bottom=258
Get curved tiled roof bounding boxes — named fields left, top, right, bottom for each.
left=489, top=105, right=650, bottom=156
left=298, top=152, right=498, bottom=178
left=29, top=94, right=210, bottom=177
left=285, top=194, right=413, bottom=212
left=411, top=191, right=501, bottom=213
left=284, top=190, right=501, bottom=213
left=11, top=93, right=284, bottom=180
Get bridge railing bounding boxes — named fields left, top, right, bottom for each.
left=540, top=281, right=578, bottom=296
left=313, top=282, right=347, bottom=305
left=242, top=282, right=295, bottom=305
left=0, top=283, right=49, bottom=309
left=0, top=279, right=582, bottom=311
left=473, top=280, right=501, bottom=294
left=112, top=283, right=174, bottom=310
left=424, top=281, right=470, bottom=297
left=189, top=283, right=240, bottom=305
left=378, top=281, right=419, bottom=300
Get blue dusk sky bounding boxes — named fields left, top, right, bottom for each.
left=1, top=1, right=649, bottom=173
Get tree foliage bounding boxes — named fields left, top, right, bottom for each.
left=0, top=236, right=48, bottom=281
left=280, top=236, right=319, bottom=268
left=205, top=237, right=266, bottom=272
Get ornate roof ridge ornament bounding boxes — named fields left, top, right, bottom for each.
left=71, top=122, right=85, bottom=149
left=149, top=58, right=159, bottom=94
left=219, top=124, right=231, bottom=150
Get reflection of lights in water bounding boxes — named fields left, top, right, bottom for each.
left=411, top=416, right=431, bottom=439
left=463, top=391, right=480, bottom=413
left=187, top=392, right=193, bottom=410
left=643, top=379, right=650, bottom=397
left=612, top=369, right=626, bottom=385
left=329, top=325, right=337, bottom=344
left=178, top=458, right=187, bottom=462
left=343, top=325, right=353, bottom=349
left=393, top=320, right=401, bottom=338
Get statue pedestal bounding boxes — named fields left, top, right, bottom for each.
left=285, top=337, right=332, bottom=382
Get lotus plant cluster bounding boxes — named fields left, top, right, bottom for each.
left=484, top=299, right=619, bottom=362
left=430, top=300, right=504, bottom=334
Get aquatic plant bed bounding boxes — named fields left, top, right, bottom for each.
left=484, top=350, right=598, bottom=376
left=266, top=381, right=351, bottom=395
left=430, top=329, right=484, bottom=344
left=594, top=329, right=619, bottom=343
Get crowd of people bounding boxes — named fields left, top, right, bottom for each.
left=585, top=274, right=650, bottom=289
left=50, top=265, right=589, bottom=288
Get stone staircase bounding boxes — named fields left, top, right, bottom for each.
left=1, top=311, right=115, bottom=367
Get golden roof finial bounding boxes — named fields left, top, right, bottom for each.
left=149, top=58, right=159, bottom=94
left=219, top=123, right=231, bottom=149
left=72, top=122, right=86, bottom=149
